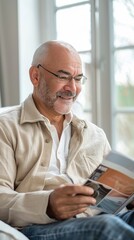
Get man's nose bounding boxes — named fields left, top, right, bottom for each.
left=64, top=78, right=77, bottom=92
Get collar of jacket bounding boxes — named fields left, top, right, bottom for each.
left=20, top=94, right=88, bottom=130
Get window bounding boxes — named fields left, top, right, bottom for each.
left=55, top=0, right=92, bottom=121
left=113, top=0, right=134, bottom=158
left=54, top=0, right=134, bottom=158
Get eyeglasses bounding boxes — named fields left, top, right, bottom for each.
left=37, top=64, right=87, bottom=85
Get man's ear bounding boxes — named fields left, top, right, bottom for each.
left=29, top=66, right=39, bottom=87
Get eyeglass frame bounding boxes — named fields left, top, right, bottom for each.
left=37, top=64, right=87, bottom=85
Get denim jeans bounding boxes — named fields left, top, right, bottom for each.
left=20, top=211, right=134, bottom=240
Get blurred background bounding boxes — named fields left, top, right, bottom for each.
left=0, top=0, right=134, bottom=158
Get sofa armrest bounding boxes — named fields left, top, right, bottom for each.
left=0, top=221, right=29, bottom=240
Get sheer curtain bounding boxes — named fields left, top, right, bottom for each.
left=0, top=0, right=20, bottom=107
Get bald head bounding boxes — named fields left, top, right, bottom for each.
left=30, top=40, right=83, bottom=116
left=31, top=40, right=81, bottom=67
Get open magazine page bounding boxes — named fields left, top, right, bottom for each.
left=85, top=151, right=134, bottom=214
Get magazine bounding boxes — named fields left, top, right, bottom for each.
left=84, top=150, right=134, bottom=214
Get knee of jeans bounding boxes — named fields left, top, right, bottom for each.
left=99, top=214, right=124, bottom=228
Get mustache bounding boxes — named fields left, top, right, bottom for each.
left=56, top=91, right=76, bottom=98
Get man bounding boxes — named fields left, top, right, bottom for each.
left=0, top=40, right=134, bottom=240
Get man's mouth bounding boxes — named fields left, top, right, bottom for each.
left=56, top=91, right=76, bottom=99
left=58, top=96, right=74, bottom=103
left=58, top=96, right=73, bottom=99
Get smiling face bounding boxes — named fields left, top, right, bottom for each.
left=30, top=41, right=82, bottom=116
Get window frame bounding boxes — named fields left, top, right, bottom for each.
left=39, top=0, right=134, bottom=155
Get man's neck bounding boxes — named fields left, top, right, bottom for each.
left=33, top=94, right=65, bottom=138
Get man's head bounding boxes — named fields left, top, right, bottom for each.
left=29, top=40, right=86, bottom=116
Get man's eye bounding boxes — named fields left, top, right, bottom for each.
left=59, top=76, right=69, bottom=80
left=74, top=77, right=82, bottom=82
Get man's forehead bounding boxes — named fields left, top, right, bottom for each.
left=43, top=60, right=81, bottom=73
left=44, top=42, right=80, bottom=61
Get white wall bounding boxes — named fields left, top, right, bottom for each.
left=0, top=0, right=19, bottom=106
left=18, top=0, right=41, bottom=102
left=18, top=0, right=56, bottom=102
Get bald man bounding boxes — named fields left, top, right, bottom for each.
left=0, top=41, right=134, bottom=240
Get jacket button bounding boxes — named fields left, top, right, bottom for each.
left=45, top=138, right=50, bottom=143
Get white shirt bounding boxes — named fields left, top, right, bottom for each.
left=42, top=113, right=72, bottom=180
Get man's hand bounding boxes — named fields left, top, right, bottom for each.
left=46, top=184, right=96, bottom=220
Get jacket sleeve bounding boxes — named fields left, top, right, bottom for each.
left=0, top=125, right=55, bottom=227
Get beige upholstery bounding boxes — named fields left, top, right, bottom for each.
left=0, top=221, right=29, bottom=240
left=0, top=106, right=17, bottom=113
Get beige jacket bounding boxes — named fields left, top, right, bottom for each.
left=0, top=95, right=111, bottom=227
